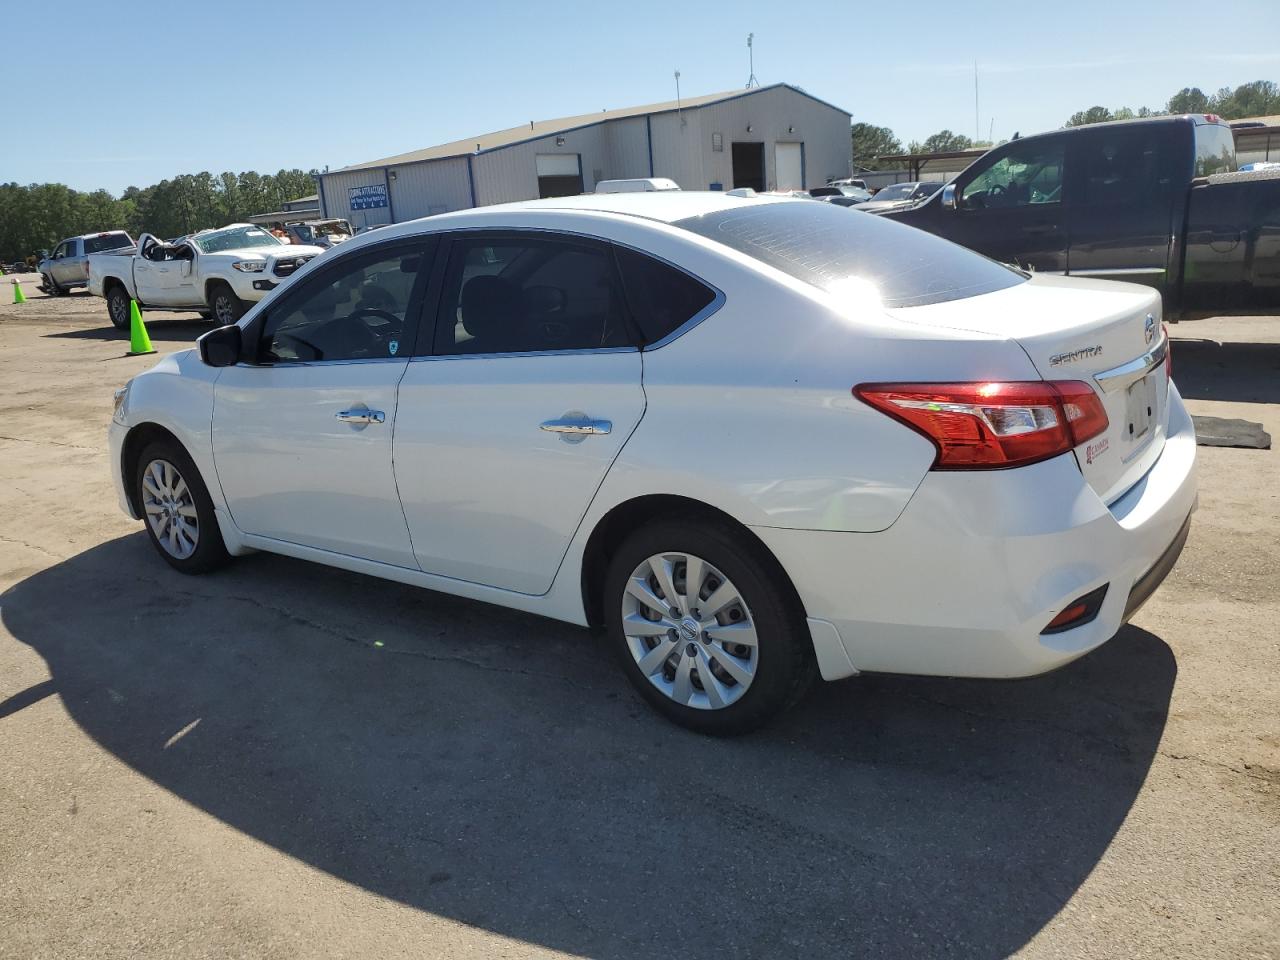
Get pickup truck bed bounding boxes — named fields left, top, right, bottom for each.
left=1182, top=167, right=1280, bottom=316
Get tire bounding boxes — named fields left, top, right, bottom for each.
left=106, top=285, right=131, bottom=329
left=208, top=282, right=247, bottom=324
left=42, top=272, right=63, bottom=296
left=134, top=439, right=231, bottom=575
left=604, top=518, right=816, bottom=735
left=198, top=310, right=214, bottom=321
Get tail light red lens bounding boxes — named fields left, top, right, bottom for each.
left=855, top=381, right=1109, bottom=470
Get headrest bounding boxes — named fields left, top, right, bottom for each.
left=460, top=275, right=521, bottom=342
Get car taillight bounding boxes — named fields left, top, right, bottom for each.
left=855, top=381, right=1109, bottom=470
left=1163, top=323, right=1172, bottom=379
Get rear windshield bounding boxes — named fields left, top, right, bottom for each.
left=84, top=233, right=132, bottom=254
left=1194, top=122, right=1237, bottom=177
left=675, top=200, right=1025, bottom=308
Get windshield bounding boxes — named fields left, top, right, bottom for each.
left=913, top=182, right=944, bottom=198
left=839, top=186, right=871, bottom=199
left=675, top=199, right=1025, bottom=308
left=872, top=183, right=914, bottom=202
left=192, top=225, right=282, bottom=254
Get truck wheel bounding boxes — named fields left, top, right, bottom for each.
left=42, top=272, right=64, bottom=296
left=209, top=283, right=246, bottom=324
left=107, top=286, right=131, bottom=329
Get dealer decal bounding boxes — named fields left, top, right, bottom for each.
left=1085, top=437, right=1110, bottom=464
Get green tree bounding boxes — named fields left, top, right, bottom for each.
left=1066, top=106, right=1114, bottom=127
left=1166, top=87, right=1210, bottom=115
left=920, top=130, right=974, bottom=153
left=850, top=122, right=903, bottom=169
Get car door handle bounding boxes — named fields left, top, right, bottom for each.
left=336, top=409, right=386, bottom=424
left=540, top=417, right=611, bottom=436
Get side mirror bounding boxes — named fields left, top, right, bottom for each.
left=941, top=184, right=958, bottom=210
left=198, top=324, right=242, bottom=367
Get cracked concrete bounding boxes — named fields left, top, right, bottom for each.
left=1, top=294, right=1277, bottom=959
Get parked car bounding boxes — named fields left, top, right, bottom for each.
left=812, top=185, right=873, bottom=207
left=881, top=115, right=1280, bottom=318
left=856, top=181, right=945, bottom=213
left=109, top=193, right=1196, bottom=734
left=828, top=178, right=868, bottom=190
left=596, top=178, right=681, bottom=193
left=88, top=223, right=325, bottom=329
left=39, top=231, right=134, bottom=295
left=284, top=218, right=354, bottom=249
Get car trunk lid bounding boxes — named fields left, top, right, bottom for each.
left=884, top=274, right=1169, bottom=504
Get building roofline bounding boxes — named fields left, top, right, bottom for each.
left=324, top=83, right=851, bottom=175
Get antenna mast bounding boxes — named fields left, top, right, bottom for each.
left=974, top=61, right=980, bottom=142
left=746, top=34, right=759, bottom=89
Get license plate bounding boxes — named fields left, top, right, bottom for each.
left=1125, top=373, right=1156, bottom=442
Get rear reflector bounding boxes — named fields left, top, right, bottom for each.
left=855, top=381, right=1109, bottom=470
left=1041, top=584, right=1109, bottom=634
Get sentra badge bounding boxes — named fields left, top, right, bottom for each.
left=1049, top=345, right=1103, bottom=366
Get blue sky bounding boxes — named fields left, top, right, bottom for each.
left=3, top=0, right=1278, bottom=194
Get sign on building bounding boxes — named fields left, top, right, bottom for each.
left=349, top=184, right=389, bottom=210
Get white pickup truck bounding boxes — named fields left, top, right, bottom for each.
left=87, top=223, right=325, bottom=329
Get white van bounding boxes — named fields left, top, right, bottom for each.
left=594, top=178, right=681, bottom=194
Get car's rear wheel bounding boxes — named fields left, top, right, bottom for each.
left=208, top=282, right=246, bottom=324
left=106, top=285, right=130, bottom=329
left=134, top=440, right=230, bottom=574
left=604, top=519, right=815, bottom=735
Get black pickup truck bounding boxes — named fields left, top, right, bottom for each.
left=881, top=114, right=1280, bottom=318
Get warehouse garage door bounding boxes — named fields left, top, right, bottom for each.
left=536, top=154, right=583, bottom=198
left=774, top=142, right=804, bottom=191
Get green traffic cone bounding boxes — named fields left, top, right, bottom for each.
left=128, top=300, right=155, bottom=356
left=12, top=279, right=26, bottom=304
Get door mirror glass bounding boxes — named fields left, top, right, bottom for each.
left=199, top=324, right=242, bottom=367
left=941, top=183, right=958, bottom=209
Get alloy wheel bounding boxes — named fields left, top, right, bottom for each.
left=141, top=459, right=199, bottom=560
left=621, top=552, right=758, bottom=710
left=214, top=293, right=234, bottom=324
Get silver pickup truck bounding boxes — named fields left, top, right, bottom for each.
left=39, top=231, right=135, bottom=295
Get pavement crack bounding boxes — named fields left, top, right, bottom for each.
left=0, top=434, right=96, bottom=452
left=1159, top=750, right=1277, bottom=784
left=0, top=534, right=64, bottom=561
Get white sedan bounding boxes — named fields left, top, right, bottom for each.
left=108, top=192, right=1197, bottom=734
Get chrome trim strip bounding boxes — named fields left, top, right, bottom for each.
left=1070, top=267, right=1166, bottom=277
left=1093, top=336, right=1168, bottom=393
left=410, top=346, right=638, bottom=362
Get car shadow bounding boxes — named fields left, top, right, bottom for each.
left=2, top=535, right=1175, bottom=959
left=1170, top=336, right=1280, bottom=404
left=43, top=316, right=211, bottom=344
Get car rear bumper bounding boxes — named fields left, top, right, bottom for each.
left=754, top=382, right=1198, bottom=681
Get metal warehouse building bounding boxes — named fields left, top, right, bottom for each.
left=315, top=83, right=852, bottom=228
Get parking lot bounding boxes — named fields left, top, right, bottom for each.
left=0, top=280, right=1277, bottom=958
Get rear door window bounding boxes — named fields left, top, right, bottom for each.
left=433, top=235, right=632, bottom=355
left=1078, top=127, right=1180, bottom=208
left=675, top=200, right=1025, bottom=308
left=614, top=246, right=717, bottom=345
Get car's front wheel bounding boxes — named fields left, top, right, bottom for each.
left=42, top=272, right=63, bottom=296
left=604, top=518, right=815, bottom=735
left=134, top=440, right=230, bottom=574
